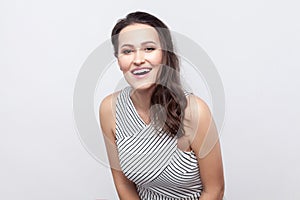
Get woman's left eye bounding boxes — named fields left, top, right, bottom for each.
left=144, top=47, right=155, bottom=52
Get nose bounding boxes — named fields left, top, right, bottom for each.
left=133, top=49, right=145, bottom=65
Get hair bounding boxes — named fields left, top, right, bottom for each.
left=111, top=11, right=187, bottom=138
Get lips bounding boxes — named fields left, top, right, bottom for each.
left=131, top=67, right=152, bottom=76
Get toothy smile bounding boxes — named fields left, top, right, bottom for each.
left=131, top=68, right=152, bottom=75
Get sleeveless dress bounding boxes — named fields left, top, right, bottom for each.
left=115, top=86, right=203, bottom=200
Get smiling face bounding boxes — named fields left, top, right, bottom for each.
left=117, top=23, right=163, bottom=90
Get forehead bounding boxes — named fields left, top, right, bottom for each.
left=118, top=24, right=160, bottom=47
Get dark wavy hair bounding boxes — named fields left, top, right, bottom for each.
left=111, top=11, right=187, bottom=138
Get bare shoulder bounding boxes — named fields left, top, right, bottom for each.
left=99, top=91, right=121, bottom=114
left=188, top=94, right=211, bottom=115
left=99, top=91, right=121, bottom=138
left=187, top=95, right=224, bottom=196
left=185, top=94, right=216, bottom=154
left=185, top=94, right=212, bottom=127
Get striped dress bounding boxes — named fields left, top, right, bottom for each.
left=115, top=86, right=203, bottom=200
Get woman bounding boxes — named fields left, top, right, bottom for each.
left=99, top=11, right=224, bottom=200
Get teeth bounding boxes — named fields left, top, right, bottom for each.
left=132, top=68, right=151, bottom=75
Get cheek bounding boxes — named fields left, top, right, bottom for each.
left=146, top=51, right=163, bottom=65
left=118, top=56, right=133, bottom=73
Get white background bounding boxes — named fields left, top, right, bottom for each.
left=1, top=0, right=300, bottom=199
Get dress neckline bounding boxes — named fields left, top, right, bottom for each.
left=127, top=87, right=152, bottom=126
left=125, top=86, right=196, bottom=155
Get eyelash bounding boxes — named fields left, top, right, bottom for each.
left=145, top=47, right=155, bottom=52
left=122, top=49, right=134, bottom=54
left=121, top=47, right=156, bottom=54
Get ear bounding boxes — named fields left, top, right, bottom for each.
left=117, top=58, right=122, bottom=71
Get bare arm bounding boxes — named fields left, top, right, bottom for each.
left=99, top=93, right=140, bottom=200
left=189, top=96, right=225, bottom=200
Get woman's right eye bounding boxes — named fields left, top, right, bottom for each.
left=122, top=49, right=134, bottom=54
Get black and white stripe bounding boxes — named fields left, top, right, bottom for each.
left=116, top=86, right=203, bottom=200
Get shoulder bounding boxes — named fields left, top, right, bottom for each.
left=99, top=91, right=121, bottom=114
left=99, top=91, right=121, bottom=137
left=185, top=94, right=216, bottom=154
left=185, top=94, right=212, bottom=125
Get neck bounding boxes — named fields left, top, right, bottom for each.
left=130, top=85, right=155, bottom=111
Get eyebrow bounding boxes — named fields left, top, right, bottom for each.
left=120, top=41, right=157, bottom=48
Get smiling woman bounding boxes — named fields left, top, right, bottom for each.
left=99, top=11, right=224, bottom=200
left=117, top=23, right=163, bottom=91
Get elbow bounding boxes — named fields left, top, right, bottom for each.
left=215, top=182, right=225, bottom=200
left=218, top=184, right=225, bottom=200
left=201, top=183, right=225, bottom=200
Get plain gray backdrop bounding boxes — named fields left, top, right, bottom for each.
left=1, top=0, right=299, bottom=199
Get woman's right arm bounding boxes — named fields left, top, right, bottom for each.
left=99, top=93, right=140, bottom=200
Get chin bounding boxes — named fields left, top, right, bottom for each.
left=125, top=74, right=157, bottom=91
left=130, top=82, right=156, bottom=91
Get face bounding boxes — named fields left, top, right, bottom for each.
left=117, top=23, right=163, bottom=90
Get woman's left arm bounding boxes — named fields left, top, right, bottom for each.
left=189, top=96, right=225, bottom=200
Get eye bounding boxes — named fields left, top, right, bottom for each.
left=144, top=47, right=156, bottom=52
left=122, top=49, right=134, bottom=54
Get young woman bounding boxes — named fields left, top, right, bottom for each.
left=99, top=11, right=224, bottom=200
